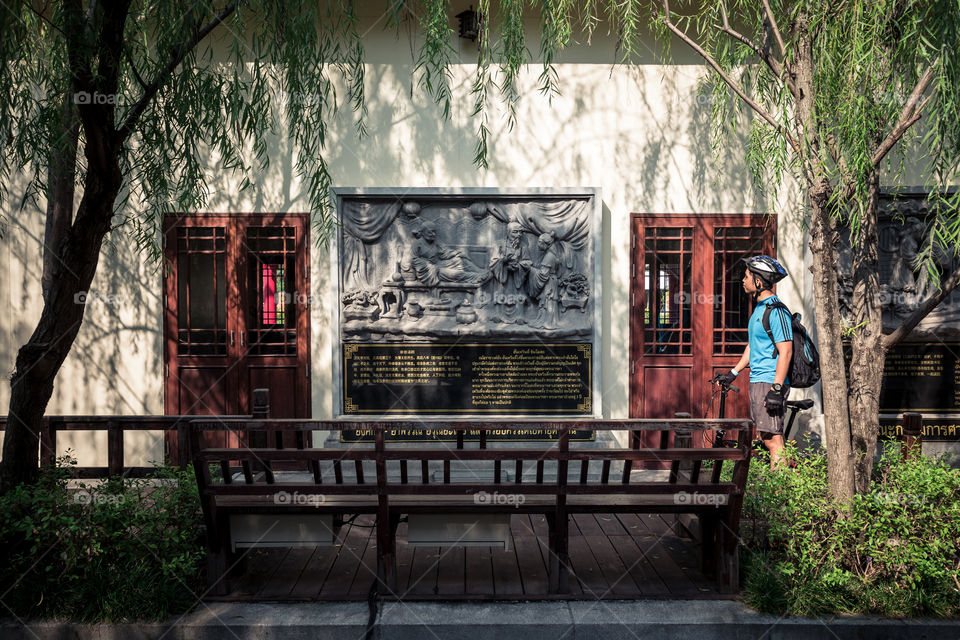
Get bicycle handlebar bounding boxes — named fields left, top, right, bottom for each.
left=708, top=373, right=739, bottom=394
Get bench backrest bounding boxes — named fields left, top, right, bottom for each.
left=189, top=419, right=753, bottom=501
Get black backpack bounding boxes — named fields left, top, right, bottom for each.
left=762, top=301, right=821, bottom=389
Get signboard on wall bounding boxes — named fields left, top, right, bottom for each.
left=846, top=341, right=960, bottom=441
left=836, top=192, right=960, bottom=441
left=331, top=188, right=601, bottom=440
left=877, top=342, right=959, bottom=413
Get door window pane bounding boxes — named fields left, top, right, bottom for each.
left=247, top=226, right=297, bottom=356
left=261, top=264, right=286, bottom=325
left=176, top=227, right=227, bottom=356
left=643, top=227, right=692, bottom=355
left=713, top=226, right=766, bottom=354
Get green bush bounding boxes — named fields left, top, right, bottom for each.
left=740, top=443, right=960, bottom=617
left=0, top=459, right=204, bottom=621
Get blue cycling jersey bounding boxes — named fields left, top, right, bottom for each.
left=748, top=295, right=793, bottom=383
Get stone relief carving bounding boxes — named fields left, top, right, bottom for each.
left=835, top=193, right=960, bottom=335
left=337, top=196, right=595, bottom=341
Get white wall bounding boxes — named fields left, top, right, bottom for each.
left=1, top=7, right=812, bottom=463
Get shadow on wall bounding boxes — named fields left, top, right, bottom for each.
left=2, top=40, right=775, bottom=458
left=1, top=196, right=167, bottom=465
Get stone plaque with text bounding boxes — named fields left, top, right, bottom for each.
left=845, top=341, right=960, bottom=441
left=877, top=342, right=959, bottom=414
left=332, top=189, right=601, bottom=425
left=343, top=343, right=592, bottom=414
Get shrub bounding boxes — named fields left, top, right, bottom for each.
left=0, top=458, right=204, bottom=621
left=740, top=442, right=960, bottom=617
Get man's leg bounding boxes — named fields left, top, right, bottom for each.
left=760, top=432, right=786, bottom=468
left=750, top=382, right=788, bottom=468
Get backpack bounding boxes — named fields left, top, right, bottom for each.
left=762, top=301, right=821, bottom=389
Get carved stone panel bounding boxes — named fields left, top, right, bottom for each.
left=331, top=189, right=601, bottom=418
left=836, top=192, right=960, bottom=337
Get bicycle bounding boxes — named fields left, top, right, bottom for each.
left=783, top=398, right=814, bottom=443
left=706, top=372, right=741, bottom=448
left=708, top=373, right=814, bottom=445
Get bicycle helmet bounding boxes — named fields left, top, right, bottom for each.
left=741, top=255, right=788, bottom=289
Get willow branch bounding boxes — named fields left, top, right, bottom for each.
left=884, top=265, right=960, bottom=348
left=116, top=1, right=239, bottom=141
left=125, top=48, right=148, bottom=91
left=714, top=5, right=797, bottom=98
left=662, top=1, right=800, bottom=154
left=872, top=61, right=938, bottom=167
left=760, top=0, right=789, bottom=74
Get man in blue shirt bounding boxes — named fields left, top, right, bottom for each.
left=717, top=256, right=793, bottom=467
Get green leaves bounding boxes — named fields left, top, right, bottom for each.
left=0, top=463, right=203, bottom=621
left=415, top=0, right=456, bottom=120
left=742, top=444, right=960, bottom=617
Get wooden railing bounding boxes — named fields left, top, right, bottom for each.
left=0, top=415, right=248, bottom=478
left=0, top=410, right=931, bottom=479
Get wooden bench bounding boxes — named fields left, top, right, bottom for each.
left=189, top=418, right=753, bottom=595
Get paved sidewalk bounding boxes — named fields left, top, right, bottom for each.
left=3, top=600, right=959, bottom=639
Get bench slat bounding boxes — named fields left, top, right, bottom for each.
left=711, top=460, right=723, bottom=484
left=189, top=419, right=752, bottom=432
left=691, top=460, right=702, bottom=484
left=203, top=481, right=740, bottom=496
left=194, top=448, right=747, bottom=462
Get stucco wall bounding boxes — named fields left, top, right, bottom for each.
left=1, top=6, right=818, bottom=466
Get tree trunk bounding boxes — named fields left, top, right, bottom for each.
left=0, top=0, right=132, bottom=492
left=847, top=173, right=886, bottom=493
left=42, top=97, right=79, bottom=303
left=0, top=150, right=122, bottom=492
left=790, top=16, right=856, bottom=501
left=808, top=178, right=856, bottom=501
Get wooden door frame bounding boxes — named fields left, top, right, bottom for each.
left=162, top=214, right=238, bottom=417
left=163, top=213, right=311, bottom=420
left=234, top=213, right=311, bottom=417
left=629, top=213, right=777, bottom=419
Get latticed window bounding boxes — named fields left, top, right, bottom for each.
left=643, top=227, right=692, bottom=355
left=713, top=226, right=765, bottom=355
left=247, top=226, right=297, bottom=355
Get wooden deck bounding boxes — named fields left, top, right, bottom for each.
left=210, top=513, right=730, bottom=601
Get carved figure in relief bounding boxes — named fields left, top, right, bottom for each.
left=529, top=232, right=562, bottom=328
left=488, top=221, right=533, bottom=295
left=892, top=218, right=923, bottom=294
left=409, top=220, right=486, bottom=288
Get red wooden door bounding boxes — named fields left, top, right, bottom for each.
left=238, top=216, right=311, bottom=419
left=629, top=214, right=776, bottom=432
left=163, top=214, right=311, bottom=452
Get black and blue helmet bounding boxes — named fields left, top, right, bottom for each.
left=742, top=255, right=788, bottom=287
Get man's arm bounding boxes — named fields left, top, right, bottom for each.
left=732, top=345, right=750, bottom=375
left=773, top=341, right=793, bottom=385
